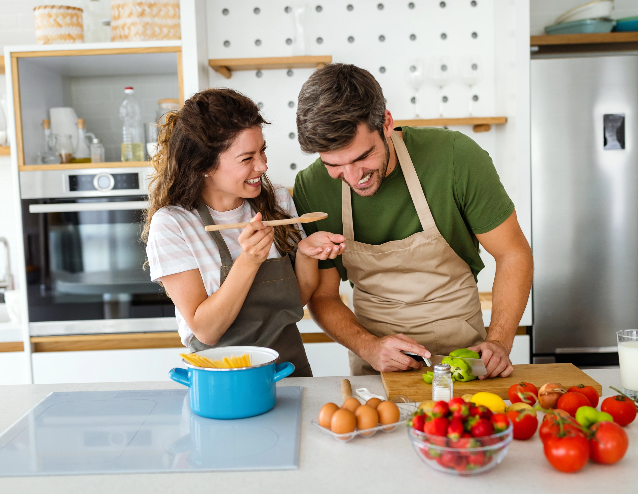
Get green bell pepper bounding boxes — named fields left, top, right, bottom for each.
left=575, top=406, right=613, bottom=429
left=449, top=348, right=480, bottom=359
left=423, top=371, right=434, bottom=384
left=441, top=356, right=478, bottom=382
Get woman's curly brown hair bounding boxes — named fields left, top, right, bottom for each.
left=142, top=88, right=301, bottom=253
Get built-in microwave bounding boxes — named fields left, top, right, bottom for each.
left=20, top=168, right=174, bottom=334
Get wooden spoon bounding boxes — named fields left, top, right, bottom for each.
left=204, top=212, right=328, bottom=232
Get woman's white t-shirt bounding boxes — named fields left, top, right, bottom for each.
left=146, top=186, right=304, bottom=347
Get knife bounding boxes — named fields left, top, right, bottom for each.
left=402, top=352, right=487, bottom=377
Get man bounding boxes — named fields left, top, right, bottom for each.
left=293, top=64, right=533, bottom=377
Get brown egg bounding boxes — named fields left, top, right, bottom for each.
left=341, top=397, right=361, bottom=413
left=366, top=397, right=382, bottom=409
left=331, top=408, right=356, bottom=439
left=318, top=402, right=339, bottom=429
left=355, top=404, right=379, bottom=436
left=376, top=401, right=400, bottom=430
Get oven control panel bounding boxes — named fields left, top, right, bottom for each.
left=69, top=172, right=140, bottom=192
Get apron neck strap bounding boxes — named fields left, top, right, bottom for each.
left=341, top=180, right=355, bottom=240
left=196, top=198, right=234, bottom=267
left=390, top=131, right=437, bottom=232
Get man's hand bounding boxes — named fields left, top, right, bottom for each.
left=297, top=231, right=346, bottom=260
left=468, top=340, right=513, bottom=379
left=364, top=334, right=432, bottom=373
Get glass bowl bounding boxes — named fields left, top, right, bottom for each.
left=407, top=423, right=513, bottom=476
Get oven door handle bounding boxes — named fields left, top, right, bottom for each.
left=29, top=201, right=149, bottom=213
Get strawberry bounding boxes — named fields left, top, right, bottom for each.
left=437, top=451, right=461, bottom=470
left=470, top=418, right=494, bottom=438
left=411, top=413, right=426, bottom=432
left=448, top=397, right=467, bottom=413
left=477, top=405, right=493, bottom=420
left=454, top=455, right=469, bottom=472
left=452, top=403, right=470, bottom=421
left=424, top=416, right=449, bottom=436
left=468, top=450, right=486, bottom=467
left=447, top=418, right=464, bottom=441
left=490, top=413, right=510, bottom=433
left=432, top=400, right=450, bottom=418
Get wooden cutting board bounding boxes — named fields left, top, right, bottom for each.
left=381, top=363, right=602, bottom=402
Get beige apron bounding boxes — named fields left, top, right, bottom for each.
left=343, top=132, right=487, bottom=375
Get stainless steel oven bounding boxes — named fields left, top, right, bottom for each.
left=20, top=168, right=174, bottom=333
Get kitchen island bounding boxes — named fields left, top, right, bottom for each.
left=0, top=368, right=635, bottom=492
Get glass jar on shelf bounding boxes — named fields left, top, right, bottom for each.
left=36, top=119, right=61, bottom=164
left=90, top=138, right=105, bottom=163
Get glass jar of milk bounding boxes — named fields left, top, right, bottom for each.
left=617, top=330, right=638, bottom=400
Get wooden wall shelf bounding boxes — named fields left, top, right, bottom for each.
left=209, top=55, right=332, bottom=79
left=0, top=146, right=10, bottom=156
left=19, top=161, right=149, bottom=172
left=531, top=32, right=638, bottom=55
left=395, top=116, right=507, bottom=133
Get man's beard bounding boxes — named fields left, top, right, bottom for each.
left=347, top=135, right=391, bottom=198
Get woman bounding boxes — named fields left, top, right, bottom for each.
left=143, top=88, right=345, bottom=377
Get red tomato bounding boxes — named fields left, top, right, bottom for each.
left=589, top=421, right=629, bottom=465
left=543, top=434, right=590, bottom=473
left=506, top=410, right=538, bottom=440
left=539, top=413, right=583, bottom=443
left=600, top=395, right=637, bottom=427
left=556, top=392, right=591, bottom=417
left=567, top=385, right=599, bottom=408
left=508, top=382, right=539, bottom=405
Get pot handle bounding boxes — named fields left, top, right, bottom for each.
left=169, top=367, right=190, bottom=387
left=273, top=362, right=295, bottom=382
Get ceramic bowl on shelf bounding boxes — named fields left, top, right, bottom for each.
left=615, top=16, right=638, bottom=32
left=545, top=19, right=616, bottom=35
left=554, top=0, right=614, bottom=25
left=407, top=423, right=513, bottom=476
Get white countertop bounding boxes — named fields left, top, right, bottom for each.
left=0, top=369, right=636, bottom=492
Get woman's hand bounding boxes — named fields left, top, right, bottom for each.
left=238, top=213, right=274, bottom=266
left=298, top=232, right=346, bottom=260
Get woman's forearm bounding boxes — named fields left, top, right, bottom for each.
left=190, top=255, right=260, bottom=345
left=294, top=251, right=319, bottom=306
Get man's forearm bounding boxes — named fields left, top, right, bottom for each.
left=488, top=250, right=534, bottom=352
left=308, top=293, right=376, bottom=357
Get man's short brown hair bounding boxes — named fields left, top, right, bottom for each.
left=296, top=63, right=386, bottom=154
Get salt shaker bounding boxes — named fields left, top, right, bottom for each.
left=432, top=363, right=453, bottom=402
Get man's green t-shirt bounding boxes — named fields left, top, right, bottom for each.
left=292, top=127, right=515, bottom=282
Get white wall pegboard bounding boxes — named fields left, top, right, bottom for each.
left=206, top=0, right=498, bottom=187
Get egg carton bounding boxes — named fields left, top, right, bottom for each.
left=311, top=396, right=417, bottom=442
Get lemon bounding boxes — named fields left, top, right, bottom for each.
left=471, top=392, right=507, bottom=414
left=461, top=394, right=474, bottom=403
left=506, top=402, right=537, bottom=416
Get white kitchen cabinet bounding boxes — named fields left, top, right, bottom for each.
left=28, top=334, right=530, bottom=384
left=0, top=352, right=29, bottom=385
left=511, top=335, right=531, bottom=365
left=31, top=347, right=186, bottom=384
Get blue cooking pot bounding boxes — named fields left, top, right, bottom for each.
left=169, top=346, right=294, bottom=419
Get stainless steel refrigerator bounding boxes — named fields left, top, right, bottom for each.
left=531, top=54, right=638, bottom=366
